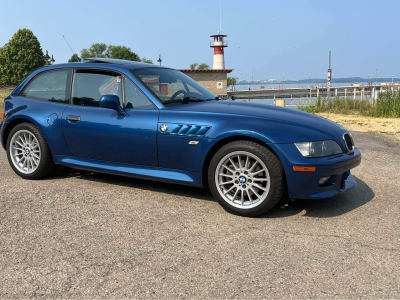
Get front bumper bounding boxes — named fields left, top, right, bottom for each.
left=270, top=143, right=361, bottom=199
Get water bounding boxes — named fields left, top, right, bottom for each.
left=230, top=81, right=373, bottom=107
left=231, top=82, right=370, bottom=91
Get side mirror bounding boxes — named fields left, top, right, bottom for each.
left=99, top=95, right=127, bottom=116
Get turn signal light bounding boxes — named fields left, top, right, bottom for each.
left=293, top=166, right=315, bottom=172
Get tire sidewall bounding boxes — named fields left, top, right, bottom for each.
left=208, top=142, right=284, bottom=217
left=6, top=123, right=50, bottom=179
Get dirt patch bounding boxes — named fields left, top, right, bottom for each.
left=316, top=113, right=400, bottom=143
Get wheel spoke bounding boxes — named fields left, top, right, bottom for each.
left=249, top=161, right=258, bottom=172
left=222, top=164, right=235, bottom=174
left=237, top=155, right=242, bottom=168
left=219, top=173, right=233, bottom=178
left=31, top=156, right=38, bottom=165
left=219, top=180, right=234, bottom=186
left=224, top=185, right=236, bottom=194
left=229, top=158, right=239, bottom=170
left=252, top=168, right=265, bottom=176
left=245, top=156, right=249, bottom=169
left=253, top=178, right=268, bottom=182
left=253, top=183, right=267, bottom=191
left=241, top=190, right=244, bottom=205
left=232, top=188, right=239, bottom=201
left=250, top=186, right=260, bottom=199
left=247, top=190, right=253, bottom=204
left=15, top=140, right=24, bottom=148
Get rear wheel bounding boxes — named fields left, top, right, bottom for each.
left=6, top=123, right=58, bottom=179
left=208, top=141, right=284, bottom=217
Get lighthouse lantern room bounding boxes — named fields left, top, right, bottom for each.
left=210, top=31, right=228, bottom=69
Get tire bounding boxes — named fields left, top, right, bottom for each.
left=6, top=122, right=58, bottom=180
left=208, top=141, right=285, bottom=217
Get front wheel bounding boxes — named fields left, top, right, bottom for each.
left=208, top=141, right=285, bottom=217
left=6, top=123, right=58, bottom=179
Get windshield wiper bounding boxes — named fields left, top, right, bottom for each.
left=163, top=96, right=206, bottom=105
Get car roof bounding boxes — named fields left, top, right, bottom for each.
left=37, top=58, right=168, bottom=71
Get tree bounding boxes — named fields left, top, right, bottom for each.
left=108, top=45, right=140, bottom=61
left=140, top=57, right=153, bottom=64
left=80, top=43, right=150, bottom=63
left=68, top=53, right=81, bottom=63
left=80, top=43, right=108, bottom=59
left=227, top=76, right=238, bottom=87
left=190, top=63, right=198, bottom=69
left=0, top=29, right=47, bottom=84
left=197, top=63, right=210, bottom=69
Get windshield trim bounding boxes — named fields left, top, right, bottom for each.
left=130, top=67, right=217, bottom=107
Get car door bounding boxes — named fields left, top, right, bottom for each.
left=61, top=68, right=159, bottom=166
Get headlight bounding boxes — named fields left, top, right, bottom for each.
left=295, top=140, right=343, bottom=158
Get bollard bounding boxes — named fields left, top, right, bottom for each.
left=372, top=88, right=375, bottom=103
left=354, top=88, right=356, bottom=100
left=276, top=99, right=285, bottom=107
left=335, top=89, right=337, bottom=97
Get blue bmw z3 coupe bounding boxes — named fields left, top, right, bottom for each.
left=1, top=58, right=361, bottom=216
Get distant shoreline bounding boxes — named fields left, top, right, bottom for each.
left=238, top=78, right=400, bottom=85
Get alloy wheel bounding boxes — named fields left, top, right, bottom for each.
left=215, top=151, right=271, bottom=209
left=9, top=130, right=41, bottom=174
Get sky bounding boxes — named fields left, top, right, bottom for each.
left=1, top=0, right=399, bottom=81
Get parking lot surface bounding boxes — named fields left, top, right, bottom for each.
left=0, top=131, right=399, bottom=299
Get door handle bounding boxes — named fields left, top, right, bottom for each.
left=66, top=115, right=81, bottom=122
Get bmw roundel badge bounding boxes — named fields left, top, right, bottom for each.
left=160, top=124, right=168, bottom=133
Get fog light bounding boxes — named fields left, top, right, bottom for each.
left=319, top=176, right=331, bottom=185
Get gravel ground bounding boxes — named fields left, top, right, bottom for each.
left=0, top=131, right=399, bottom=299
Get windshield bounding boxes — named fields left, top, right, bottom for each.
left=130, top=68, right=217, bottom=104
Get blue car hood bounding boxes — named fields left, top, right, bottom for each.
left=169, top=100, right=340, bottom=129
left=162, top=100, right=348, bottom=145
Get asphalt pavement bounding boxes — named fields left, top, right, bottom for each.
left=0, top=131, right=399, bottom=299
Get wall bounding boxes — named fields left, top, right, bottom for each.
left=181, top=72, right=228, bottom=96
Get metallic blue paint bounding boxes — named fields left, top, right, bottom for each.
left=1, top=60, right=361, bottom=199
left=55, top=155, right=202, bottom=186
left=61, top=106, right=159, bottom=166
left=99, top=95, right=126, bottom=116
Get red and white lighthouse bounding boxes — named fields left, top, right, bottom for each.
left=210, top=31, right=228, bottom=69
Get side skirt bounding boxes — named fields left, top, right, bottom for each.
left=54, top=156, right=204, bottom=187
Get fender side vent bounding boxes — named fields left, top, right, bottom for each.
left=169, top=124, right=211, bottom=137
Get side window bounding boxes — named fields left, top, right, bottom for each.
left=21, top=70, right=69, bottom=103
left=124, top=78, right=156, bottom=109
left=72, top=71, right=122, bottom=107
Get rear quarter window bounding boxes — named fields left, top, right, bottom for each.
left=20, top=70, right=70, bottom=104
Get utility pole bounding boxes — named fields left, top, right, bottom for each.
left=327, top=51, right=332, bottom=102
left=375, top=69, right=378, bottom=85
left=392, top=75, right=394, bottom=84
left=157, top=54, right=162, bottom=66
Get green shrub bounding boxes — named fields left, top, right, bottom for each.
left=298, top=92, right=400, bottom=118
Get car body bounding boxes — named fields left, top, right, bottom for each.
left=1, top=58, right=361, bottom=216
